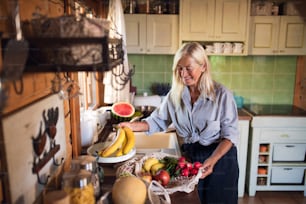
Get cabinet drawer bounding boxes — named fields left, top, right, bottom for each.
left=273, top=144, right=306, bottom=161
left=260, top=130, right=305, bottom=141
left=271, top=167, right=305, bottom=184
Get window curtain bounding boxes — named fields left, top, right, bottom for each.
left=103, top=0, right=131, bottom=104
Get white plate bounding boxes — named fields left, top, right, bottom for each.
left=87, top=142, right=136, bottom=163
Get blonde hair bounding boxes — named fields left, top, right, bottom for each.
left=170, top=42, right=215, bottom=109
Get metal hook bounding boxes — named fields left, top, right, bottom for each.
left=53, top=156, right=64, bottom=166
left=36, top=172, right=50, bottom=185
left=13, top=77, right=24, bottom=95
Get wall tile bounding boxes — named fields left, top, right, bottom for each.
left=252, top=74, right=274, bottom=90
left=231, top=73, right=253, bottom=90
left=253, top=56, right=275, bottom=73
left=128, top=54, right=297, bottom=105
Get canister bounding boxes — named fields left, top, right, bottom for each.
left=77, top=155, right=104, bottom=198
left=63, top=170, right=95, bottom=204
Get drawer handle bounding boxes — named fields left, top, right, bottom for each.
left=280, top=134, right=289, bottom=138
left=283, top=168, right=293, bottom=171
left=285, top=145, right=295, bottom=148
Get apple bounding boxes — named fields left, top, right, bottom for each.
left=153, top=170, right=170, bottom=186
left=140, top=172, right=152, bottom=183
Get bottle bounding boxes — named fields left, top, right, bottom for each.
left=272, top=2, right=279, bottom=16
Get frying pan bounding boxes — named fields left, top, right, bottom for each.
left=2, top=0, right=28, bottom=81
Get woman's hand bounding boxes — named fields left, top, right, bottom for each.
left=117, top=121, right=149, bottom=132
left=200, top=157, right=217, bottom=179
left=200, top=139, right=233, bottom=179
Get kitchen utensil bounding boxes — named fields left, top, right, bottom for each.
left=2, top=0, right=28, bottom=81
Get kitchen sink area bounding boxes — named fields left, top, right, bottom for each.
left=134, top=132, right=181, bottom=156
left=103, top=131, right=181, bottom=157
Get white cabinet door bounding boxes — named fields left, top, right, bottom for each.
left=278, top=16, right=306, bottom=55
left=249, top=16, right=306, bottom=55
left=180, top=0, right=249, bottom=42
left=125, top=14, right=147, bottom=53
left=125, top=14, right=179, bottom=54
left=248, top=16, right=279, bottom=55
left=180, top=0, right=215, bottom=41
left=147, top=15, right=179, bottom=54
left=215, top=0, right=248, bottom=41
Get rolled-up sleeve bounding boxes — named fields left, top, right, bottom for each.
left=219, top=90, right=239, bottom=146
left=143, top=95, right=171, bottom=135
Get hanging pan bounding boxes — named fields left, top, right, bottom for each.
left=2, top=0, right=28, bottom=83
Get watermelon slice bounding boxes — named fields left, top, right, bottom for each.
left=111, top=102, right=135, bottom=122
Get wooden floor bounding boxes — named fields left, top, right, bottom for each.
left=238, top=191, right=306, bottom=204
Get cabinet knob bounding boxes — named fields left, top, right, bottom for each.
left=279, top=50, right=285, bottom=53
left=272, top=50, right=278, bottom=53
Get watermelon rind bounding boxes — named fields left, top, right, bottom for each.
left=111, top=102, right=135, bottom=122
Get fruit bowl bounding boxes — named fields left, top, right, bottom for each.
left=87, top=142, right=136, bottom=163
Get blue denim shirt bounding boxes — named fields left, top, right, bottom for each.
left=144, top=82, right=239, bottom=146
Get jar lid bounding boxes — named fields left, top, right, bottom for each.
left=78, top=155, right=97, bottom=172
left=74, top=170, right=92, bottom=188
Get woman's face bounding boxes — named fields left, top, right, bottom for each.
left=176, top=56, right=206, bottom=87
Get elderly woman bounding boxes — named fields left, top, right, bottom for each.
left=120, top=42, right=239, bottom=204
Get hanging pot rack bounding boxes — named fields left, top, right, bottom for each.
left=24, top=36, right=124, bottom=72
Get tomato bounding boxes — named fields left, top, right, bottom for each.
left=185, top=162, right=193, bottom=170
left=190, top=167, right=199, bottom=176
left=181, top=167, right=189, bottom=177
left=178, top=156, right=186, bottom=163
left=154, top=170, right=170, bottom=186
left=177, top=161, right=186, bottom=169
left=193, top=161, right=202, bottom=169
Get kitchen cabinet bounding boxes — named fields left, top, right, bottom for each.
left=249, top=16, right=306, bottom=55
left=125, top=14, right=179, bottom=54
left=246, top=117, right=306, bottom=196
left=179, top=0, right=249, bottom=43
left=237, top=119, right=250, bottom=197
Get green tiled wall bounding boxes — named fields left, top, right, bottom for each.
left=128, top=54, right=297, bottom=105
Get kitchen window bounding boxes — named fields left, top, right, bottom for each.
left=78, top=72, right=105, bottom=110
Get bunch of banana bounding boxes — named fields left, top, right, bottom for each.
left=143, top=158, right=165, bottom=175
left=100, top=127, right=135, bottom=157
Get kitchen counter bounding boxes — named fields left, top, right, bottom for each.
left=238, top=108, right=252, bottom=120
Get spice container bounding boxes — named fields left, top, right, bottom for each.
left=137, top=0, right=147, bottom=13
left=258, top=167, right=267, bottom=175
left=257, top=177, right=267, bottom=185
left=259, top=144, right=268, bottom=153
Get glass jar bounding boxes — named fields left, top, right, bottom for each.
left=168, top=0, right=179, bottom=14
left=137, top=0, right=147, bottom=13
left=62, top=170, right=95, bottom=204
left=77, top=155, right=104, bottom=198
